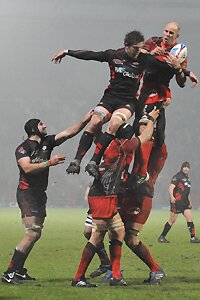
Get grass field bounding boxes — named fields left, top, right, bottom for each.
left=0, top=208, right=200, bottom=300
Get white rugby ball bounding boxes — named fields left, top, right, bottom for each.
left=169, top=43, right=187, bottom=63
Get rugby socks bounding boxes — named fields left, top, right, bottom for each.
left=7, top=249, right=27, bottom=273
left=149, top=143, right=168, bottom=185
left=74, top=131, right=94, bottom=162
left=109, top=239, right=122, bottom=279
left=187, top=222, right=195, bottom=238
left=160, top=222, right=171, bottom=237
left=74, top=242, right=96, bottom=281
left=132, top=241, right=160, bottom=272
left=96, top=242, right=111, bottom=267
left=90, top=132, right=115, bottom=165
left=84, top=232, right=111, bottom=267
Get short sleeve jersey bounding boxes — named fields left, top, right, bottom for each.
left=171, top=171, right=191, bottom=203
left=15, top=135, right=57, bottom=191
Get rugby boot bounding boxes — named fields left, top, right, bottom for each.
left=15, top=268, right=36, bottom=281
left=190, top=236, right=200, bottom=243
left=158, top=235, right=170, bottom=243
left=66, top=159, right=81, bottom=174
left=90, top=264, right=111, bottom=278
left=85, top=161, right=99, bottom=179
left=100, top=269, right=113, bottom=282
left=71, top=276, right=97, bottom=288
left=2, top=271, right=22, bottom=285
left=110, top=276, right=127, bottom=286
left=143, top=268, right=165, bottom=285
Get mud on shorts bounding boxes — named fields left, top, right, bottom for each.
left=17, top=188, right=47, bottom=218
left=88, top=195, right=118, bottom=219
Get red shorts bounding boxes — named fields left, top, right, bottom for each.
left=144, top=85, right=171, bottom=105
left=88, top=195, right=118, bottom=219
left=119, top=194, right=152, bottom=225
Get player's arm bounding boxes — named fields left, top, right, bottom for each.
left=51, top=49, right=114, bottom=64
left=183, top=70, right=198, bottom=88
left=18, top=155, right=66, bottom=174
left=137, top=108, right=159, bottom=145
left=55, top=110, right=93, bottom=145
left=168, top=183, right=176, bottom=203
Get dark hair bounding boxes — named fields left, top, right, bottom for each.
left=24, top=118, right=41, bottom=137
left=124, top=30, right=144, bottom=46
left=181, top=161, right=190, bottom=170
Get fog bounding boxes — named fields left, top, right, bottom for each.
left=0, top=0, right=199, bottom=208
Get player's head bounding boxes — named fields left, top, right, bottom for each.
left=24, top=118, right=47, bottom=138
left=163, top=22, right=180, bottom=46
left=124, top=30, right=144, bottom=59
left=181, top=161, right=190, bottom=174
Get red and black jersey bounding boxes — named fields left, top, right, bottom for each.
left=67, top=49, right=171, bottom=102
left=142, top=36, right=187, bottom=89
left=15, top=135, right=58, bottom=191
left=171, top=171, right=191, bottom=203
left=89, top=137, right=140, bottom=196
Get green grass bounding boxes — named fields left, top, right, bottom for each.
left=0, top=208, right=200, bottom=300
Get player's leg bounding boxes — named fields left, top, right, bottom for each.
left=83, top=214, right=111, bottom=278
left=184, top=209, right=200, bottom=243
left=72, top=219, right=107, bottom=288
left=158, top=210, right=178, bottom=243
left=107, top=213, right=127, bottom=286
left=66, top=106, right=110, bottom=174
left=2, top=190, right=46, bottom=284
left=85, top=106, right=132, bottom=178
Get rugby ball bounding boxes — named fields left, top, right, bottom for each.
left=169, top=43, right=187, bottom=63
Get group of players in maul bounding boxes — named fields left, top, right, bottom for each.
left=2, top=21, right=199, bottom=287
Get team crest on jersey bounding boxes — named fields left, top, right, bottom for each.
left=18, top=147, right=27, bottom=154
left=42, top=146, right=47, bottom=150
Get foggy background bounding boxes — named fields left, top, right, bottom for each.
left=0, top=0, right=199, bottom=209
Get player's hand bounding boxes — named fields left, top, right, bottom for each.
left=150, top=46, right=165, bottom=56
left=170, top=196, right=176, bottom=204
left=165, top=54, right=181, bottom=69
left=51, top=50, right=67, bottom=64
left=82, top=110, right=94, bottom=124
left=189, top=71, right=198, bottom=88
left=148, top=107, right=159, bottom=121
left=49, top=154, right=66, bottom=166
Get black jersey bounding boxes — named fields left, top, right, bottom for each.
left=67, top=49, right=171, bottom=101
left=171, top=171, right=191, bottom=204
left=142, top=37, right=181, bottom=88
left=15, top=135, right=57, bottom=191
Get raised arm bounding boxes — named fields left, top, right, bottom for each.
left=55, top=110, right=93, bottom=145
left=51, top=49, right=114, bottom=64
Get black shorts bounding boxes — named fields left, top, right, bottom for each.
left=17, top=188, right=47, bottom=218
left=97, top=93, right=136, bottom=115
left=170, top=201, right=191, bottom=214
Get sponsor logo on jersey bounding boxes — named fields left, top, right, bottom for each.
left=42, top=146, right=47, bottom=150
left=115, top=67, right=139, bottom=79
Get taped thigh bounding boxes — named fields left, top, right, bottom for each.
left=108, top=218, right=124, bottom=232
left=92, top=222, right=107, bottom=234
left=24, top=224, right=43, bottom=233
left=112, top=112, right=128, bottom=123
left=93, top=108, right=107, bottom=121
